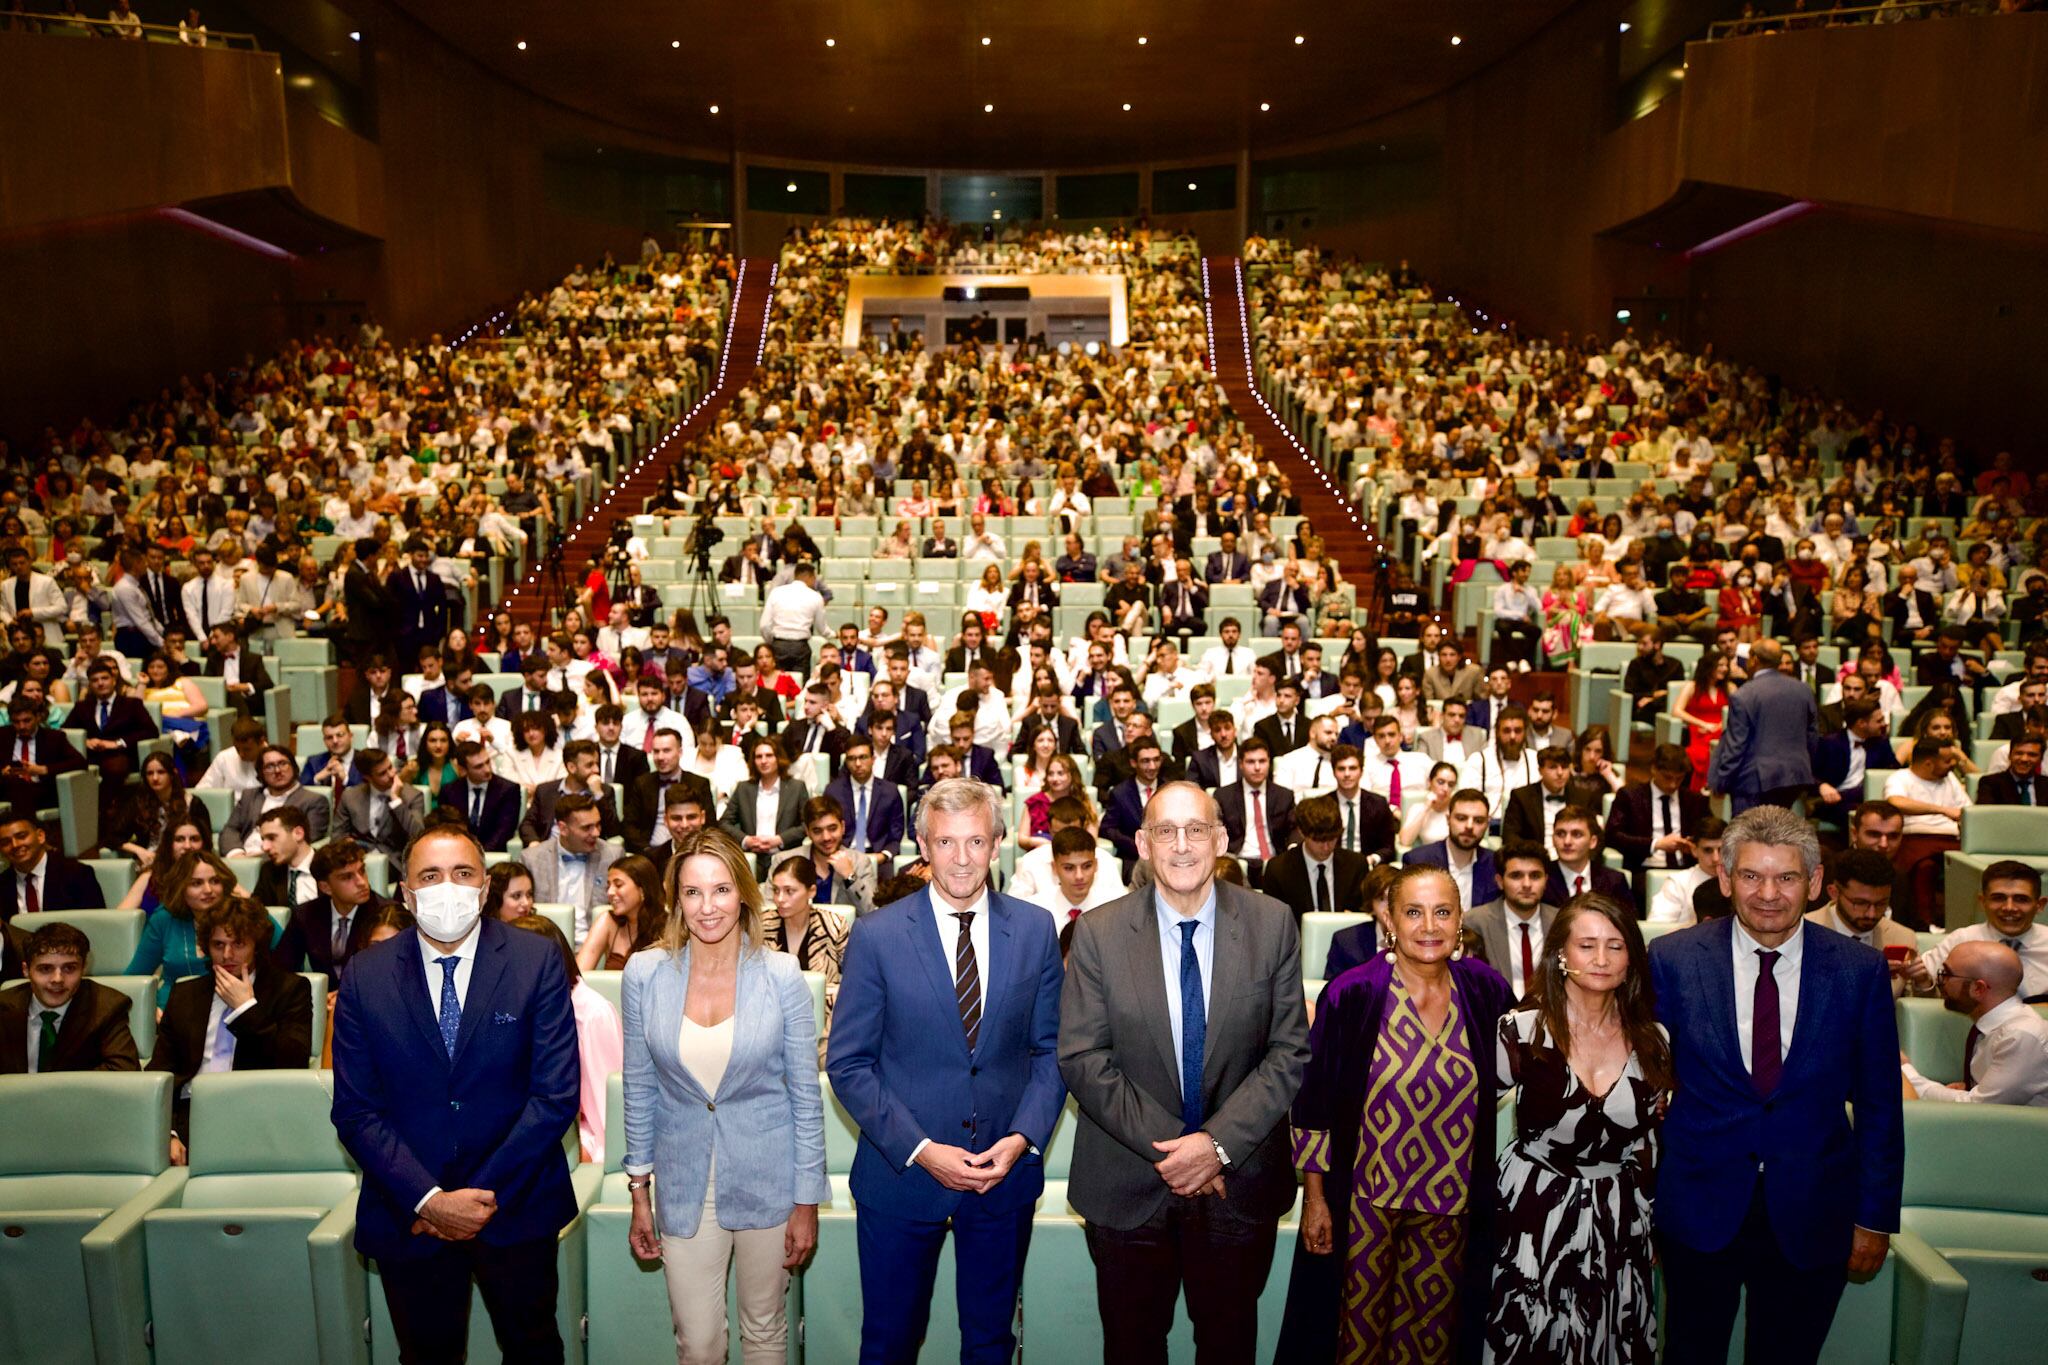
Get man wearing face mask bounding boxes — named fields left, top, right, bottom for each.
left=331, top=825, right=581, bottom=1362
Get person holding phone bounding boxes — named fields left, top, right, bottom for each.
left=1804, top=851, right=1918, bottom=996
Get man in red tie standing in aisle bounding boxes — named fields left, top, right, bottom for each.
left=1650, top=805, right=1901, bottom=1365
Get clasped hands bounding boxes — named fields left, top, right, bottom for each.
left=410, top=1187, right=497, bottom=1241
left=1152, top=1131, right=1225, bottom=1198
left=914, top=1134, right=1030, bottom=1195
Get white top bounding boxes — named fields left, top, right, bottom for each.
left=195, top=748, right=263, bottom=792
left=753, top=781, right=784, bottom=850
left=1503, top=906, right=1544, bottom=999
left=1732, top=918, right=1803, bottom=1073
left=1154, top=888, right=1217, bottom=1101
left=1883, top=768, right=1968, bottom=835
left=760, top=579, right=828, bottom=644
left=1901, top=996, right=2048, bottom=1107
left=678, top=1012, right=735, bottom=1099
left=1648, top=866, right=1707, bottom=925
left=1275, top=744, right=1338, bottom=796
left=1923, top=922, right=2048, bottom=1002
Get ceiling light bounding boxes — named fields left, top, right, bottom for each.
left=1137, top=36, right=1148, bottom=45
left=1259, top=102, right=1271, bottom=111
left=785, top=182, right=797, bottom=192
left=516, top=40, right=527, bottom=50
left=1619, top=22, right=1633, bottom=32
left=1450, top=35, right=1463, bottom=46
left=1122, top=102, right=1132, bottom=111
left=981, top=36, right=991, bottom=46
left=671, top=39, right=680, bottom=48
left=1294, top=35, right=1305, bottom=45
left=1187, top=181, right=1197, bottom=190
left=824, top=37, right=835, bottom=47
left=983, top=103, right=994, bottom=113
left=348, top=30, right=359, bottom=41
left=708, top=104, right=719, bottom=114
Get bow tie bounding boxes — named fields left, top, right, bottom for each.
left=561, top=852, right=589, bottom=864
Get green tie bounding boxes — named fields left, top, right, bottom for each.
left=37, top=1008, right=60, bottom=1072
left=289, top=869, right=301, bottom=903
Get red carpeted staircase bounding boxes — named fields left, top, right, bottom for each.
left=504, top=256, right=779, bottom=625
left=1202, top=256, right=1382, bottom=623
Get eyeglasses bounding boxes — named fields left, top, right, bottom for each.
left=1144, top=822, right=1217, bottom=848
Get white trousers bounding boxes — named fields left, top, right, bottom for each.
left=659, top=1191, right=790, bottom=1365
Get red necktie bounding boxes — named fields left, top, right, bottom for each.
left=1388, top=762, right=1402, bottom=806
left=1253, top=789, right=1271, bottom=859
left=1519, top=921, right=1534, bottom=994
left=1574, top=874, right=1585, bottom=896
left=24, top=871, right=39, bottom=918
left=1067, top=907, right=1083, bottom=923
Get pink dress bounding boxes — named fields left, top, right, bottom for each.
left=571, top=978, right=624, bottom=1161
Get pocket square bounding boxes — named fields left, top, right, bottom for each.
left=493, top=1011, right=518, bottom=1024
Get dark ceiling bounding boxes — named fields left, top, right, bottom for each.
left=383, top=1, right=1587, bottom=169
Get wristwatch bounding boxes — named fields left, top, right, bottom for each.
left=1209, top=1136, right=1231, bottom=1168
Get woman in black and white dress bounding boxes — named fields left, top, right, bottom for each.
left=1486, top=893, right=1669, bottom=1365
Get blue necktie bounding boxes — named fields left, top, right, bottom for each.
left=1178, top=920, right=1206, bottom=1134
left=435, top=956, right=461, bottom=1057
left=853, top=785, right=869, bottom=852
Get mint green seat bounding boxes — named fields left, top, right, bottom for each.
left=0, top=1072, right=181, bottom=1365
left=87, top=857, right=137, bottom=908
left=11, top=909, right=143, bottom=971
left=1899, top=1103, right=2048, bottom=1363
left=191, top=787, right=232, bottom=832
left=803, top=970, right=826, bottom=1044
left=533, top=902, right=576, bottom=943
left=141, top=1072, right=361, bottom=1365
left=271, top=638, right=333, bottom=669
left=1897, top=997, right=1971, bottom=1084
left=1960, top=806, right=2048, bottom=854
left=1298, top=912, right=1371, bottom=982
left=585, top=1071, right=803, bottom=1363
left=55, top=767, right=101, bottom=859
left=584, top=968, right=622, bottom=1019
left=91, top=976, right=159, bottom=1060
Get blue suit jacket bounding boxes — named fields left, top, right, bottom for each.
left=1402, top=840, right=1500, bottom=909
left=621, top=944, right=829, bottom=1238
left=331, top=918, right=580, bottom=1260
left=1101, top=778, right=1148, bottom=863
left=1707, top=668, right=1819, bottom=796
left=1323, top=922, right=1379, bottom=982
left=1813, top=730, right=1900, bottom=791
left=437, top=776, right=521, bottom=852
left=825, top=774, right=905, bottom=855
left=1649, top=917, right=1903, bottom=1269
left=825, top=885, right=1067, bottom=1219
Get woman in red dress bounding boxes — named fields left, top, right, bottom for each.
left=1674, top=652, right=1731, bottom=793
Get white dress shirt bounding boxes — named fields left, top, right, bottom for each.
left=1199, top=644, right=1257, bottom=680
left=1648, top=866, right=1707, bottom=925
left=1732, top=918, right=1804, bottom=1074
left=759, top=579, right=828, bottom=644
left=1459, top=746, right=1540, bottom=818
left=1901, top=996, right=2048, bottom=1106
left=1276, top=745, right=1339, bottom=795
left=1883, top=768, right=1968, bottom=836
left=620, top=705, right=692, bottom=751
left=1155, top=888, right=1216, bottom=1104
left=1445, top=843, right=1478, bottom=914
left=1503, top=905, right=1544, bottom=999
left=1301, top=851, right=1339, bottom=914
left=905, top=889, right=993, bottom=1166
left=1923, top=923, right=2048, bottom=1002
left=187, top=989, right=259, bottom=1095
left=413, top=919, right=483, bottom=1210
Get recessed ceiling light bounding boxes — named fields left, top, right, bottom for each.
left=1260, top=102, right=1271, bottom=111
left=983, top=103, right=994, bottom=113
left=348, top=30, right=359, bottom=41
left=1122, top=102, right=1132, bottom=111
left=981, top=36, right=991, bottom=46
left=1619, top=22, right=1632, bottom=32
left=671, top=39, right=680, bottom=48
left=785, top=182, right=797, bottom=192
left=708, top=104, right=720, bottom=114
left=1450, top=35, right=1463, bottom=46
left=1187, top=181, right=1197, bottom=190
left=1294, top=35, right=1305, bottom=45
left=1137, top=36, right=1148, bottom=45
left=824, top=37, right=835, bottom=47
left=516, top=40, right=527, bottom=51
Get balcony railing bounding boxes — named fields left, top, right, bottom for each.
left=0, top=10, right=261, bottom=49
left=1707, top=1, right=2020, bottom=41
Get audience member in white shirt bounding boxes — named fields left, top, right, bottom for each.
left=1899, top=941, right=2048, bottom=1107
left=1028, top=827, right=1119, bottom=931
left=195, top=721, right=267, bottom=791
left=1906, top=861, right=2048, bottom=1003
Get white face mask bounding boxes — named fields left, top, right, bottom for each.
left=411, top=882, right=483, bottom=942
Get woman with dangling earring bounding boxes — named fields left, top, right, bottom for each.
left=1276, top=865, right=1515, bottom=1364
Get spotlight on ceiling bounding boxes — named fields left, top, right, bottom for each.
left=516, top=40, right=527, bottom=51
left=1187, top=181, right=1197, bottom=190
left=1260, top=102, right=1271, bottom=111
left=1137, top=36, right=1148, bottom=45
left=348, top=30, right=359, bottom=41
left=1450, top=35, right=1463, bottom=46
left=708, top=104, right=719, bottom=114
left=983, top=103, right=994, bottom=112
left=981, top=36, right=991, bottom=46
left=1619, top=22, right=1633, bottom=32
left=785, top=182, right=797, bottom=192
left=671, top=39, right=679, bottom=48
left=1122, top=102, right=1132, bottom=111
left=824, top=37, right=835, bottom=48
left=1293, top=35, right=1305, bottom=45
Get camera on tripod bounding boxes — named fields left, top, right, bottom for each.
left=683, top=511, right=723, bottom=575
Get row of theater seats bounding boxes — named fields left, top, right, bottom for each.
left=5, top=1033, right=2044, bottom=1363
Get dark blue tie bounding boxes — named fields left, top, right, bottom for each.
left=1178, top=920, right=1206, bottom=1134
left=436, top=956, right=461, bottom=1057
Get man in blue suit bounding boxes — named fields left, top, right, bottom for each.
left=1402, top=788, right=1501, bottom=908
left=823, top=735, right=906, bottom=863
left=331, top=824, right=581, bottom=1362
left=1707, top=639, right=1819, bottom=815
left=825, top=777, right=1066, bottom=1364
left=437, top=741, right=522, bottom=852
left=1650, top=804, right=1902, bottom=1365
left=388, top=539, right=452, bottom=671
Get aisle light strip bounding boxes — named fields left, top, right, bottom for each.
left=511, top=257, right=770, bottom=601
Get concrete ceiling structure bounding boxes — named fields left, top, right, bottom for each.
left=383, top=1, right=1584, bottom=168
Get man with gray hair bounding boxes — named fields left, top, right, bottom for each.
left=1058, top=780, right=1310, bottom=1359
left=1706, top=638, right=1819, bottom=814
left=825, top=776, right=1066, bottom=1362
left=1650, top=803, right=1903, bottom=1364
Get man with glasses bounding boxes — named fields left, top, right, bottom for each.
left=1899, top=942, right=2048, bottom=1107
left=219, top=744, right=331, bottom=854
left=1058, top=780, right=1310, bottom=1361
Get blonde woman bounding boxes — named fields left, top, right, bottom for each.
left=1541, top=563, right=1593, bottom=668
left=623, top=828, right=825, bottom=1363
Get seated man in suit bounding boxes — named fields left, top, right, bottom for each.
left=1262, top=793, right=1368, bottom=918
left=0, top=694, right=84, bottom=816
left=1990, top=679, right=2047, bottom=741
left=823, top=734, right=906, bottom=868
left=1543, top=803, right=1635, bottom=915
left=590, top=703, right=651, bottom=790
left=1100, top=736, right=1167, bottom=879
left=1885, top=564, right=1941, bottom=645
left=1465, top=842, right=1559, bottom=1003
left=622, top=727, right=713, bottom=858
left=0, top=807, right=107, bottom=921
left=862, top=711, right=921, bottom=791
left=1252, top=678, right=1311, bottom=758
left=1604, top=744, right=1709, bottom=902
left=1027, top=826, right=1122, bottom=931
left=436, top=740, right=521, bottom=852
left=270, top=837, right=383, bottom=983
left=1404, top=788, right=1501, bottom=910
left=0, top=920, right=140, bottom=1072
left=793, top=795, right=878, bottom=917
left=1899, top=940, right=2048, bottom=1106
left=937, top=710, right=1008, bottom=792
left=1187, top=710, right=1243, bottom=790
left=335, top=747, right=430, bottom=856
left=1811, top=698, right=1899, bottom=832
left=521, top=793, right=622, bottom=946
left=150, top=894, right=313, bottom=1162
left=1977, top=734, right=2048, bottom=807
left=519, top=739, right=619, bottom=844
left=1806, top=850, right=1918, bottom=997
left=1216, top=737, right=1295, bottom=883
left=299, top=714, right=365, bottom=794
left=1090, top=683, right=1142, bottom=765
left=1421, top=639, right=1484, bottom=704
left=253, top=806, right=323, bottom=913
left=1325, top=745, right=1397, bottom=867
left=76, top=656, right=157, bottom=803
left=1013, top=684, right=1086, bottom=759
left=219, top=744, right=333, bottom=855
left=781, top=682, right=852, bottom=773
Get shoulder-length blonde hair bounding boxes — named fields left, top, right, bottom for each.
left=659, top=828, right=764, bottom=955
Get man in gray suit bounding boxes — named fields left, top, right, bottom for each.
left=719, top=736, right=809, bottom=880
left=1706, top=638, right=1819, bottom=814
left=218, top=744, right=332, bottom=854
left=332, top=748, right=425, bottom=857
left=520, top=793, right=623, bottom=946
left=1413, top=696, right=1488, bottom=768
left=1059, top=780, right=1311, bottom=1359
left=1463, top=841, right=1558, bottom=1003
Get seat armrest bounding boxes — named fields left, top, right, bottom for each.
left=309, top=1198, right=368, bottom=1365
left=79, top=1168, right=188, bottom=1365
left=1890, top=1229, right=1968, bottom=1365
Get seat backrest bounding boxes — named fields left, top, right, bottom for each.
left=534, top=903, right=576, bottom=942
left=820, top=1074, right=861, bottom=1176
left=1901, top=1103, right=2048, bottom=1216
left=604, top=1070, right=628, bottom=1173
left=1961, top=805, right=2048, bottom=854
left=0, top=1072, right=171, bottom=1175
left=188, top=1071, right=353, bottom=1178
left=10, top=909, right=142, bottom=970
left=584, top=969, right=623, bottom=1018
left=89, top=975, right=158, bottom=1058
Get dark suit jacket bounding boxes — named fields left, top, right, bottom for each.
left=870, top=743, right=919, bottom=791
left=0, top=727, right=86, bottom=814
left=0, top=853, right=106, bottom=921
left=1649, top=918, right=1901, bottom=1268
left=1205, top=550, right=1251, bottom=583
left=436, top=776, right=521, bottom=851
left=1217, top=780, right=1296, bottom=859
left=1706, top=667, right=1818, bottom=797
left=1604, top=782, right=1709, bottom=871
left=1500, top=782, right=1604, bottom=851
left=822, top=775, right=906, bottom=854
left=944, top=645, right=1018, bottom=690
left=781, top=719, right=849, bottom=774
left=1253, top=712, right=1310, bottom=758
left=1330, top=789, right=1398, bottom=867
left=150, top=964, right=314, bottom=1137
left=1812, top=730, right=1901, bottom=794
left=1100, top=779, right=1150, bottom=866
left=344, top=685, right=408, bottom=729
left=720, top=685, right=785, bottom=729
left=621, top=770, right=714, bottom=856
left=717, top=555, right=769, bottom=601
left=387, top=567, right=452, bottom=647
left=203, top=649, right=273, bottom=718
left=718, top=778, right=810, bottom=877
left=0, top=978, right=140, bottom=1072
left=1322, top=922, right=1379, bottom=982
left=1262, top=847, right=1369, bottom=919
left=1056, top=882, right=1310, bottom=1230
left=519, top=778, right=622, bottom=844
left=1403, top=840, right=1501, bottom=909
left=1014, top=712, right=1084, bottom=758
left=596, top=744, right=650, bottom=790
left=77, top=694, right=157, bottom=764
left=1543, top=863, right=1636, bottom=916
left=1990, top=711, right=2034, bottom=742
left=1167, top=717, right=1210, bottom=765
left=1187, top=745, right=1240, bottom=790
left=340, top=563, right=394, bottom=654
left=331, top=920, right=580, bottom=1261
left=1089, top=720, right=1129, bottom=764
left=1975, top=770, right=2048, bottom=807
left=270, top=893, right=387, bottom=982
left=1885, top=590, right=1940, bottom=637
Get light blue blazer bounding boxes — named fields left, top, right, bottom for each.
left=621, top=941, right=829, bottom=1238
